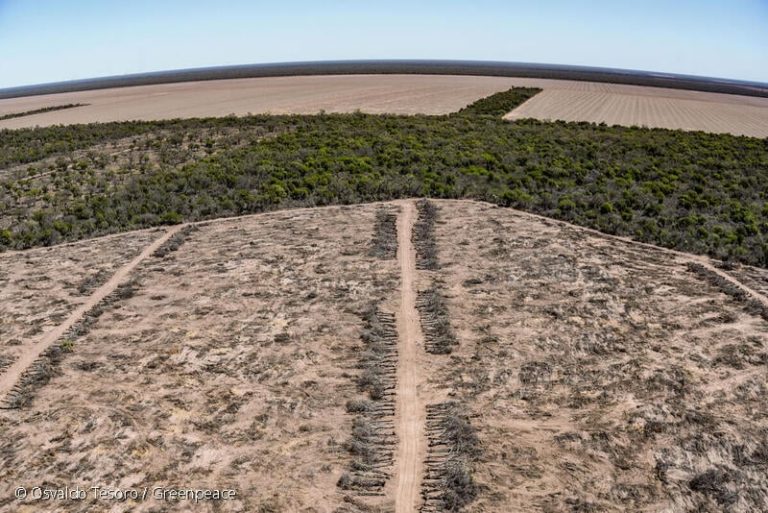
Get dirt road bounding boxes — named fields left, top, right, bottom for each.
left=696, top=261, right=768, bottom=307
left=0, top=225, right=184, bottom=404
left=393, top=201, right=426, bottom=513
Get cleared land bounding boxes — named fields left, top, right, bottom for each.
left=431, top=200, right=768, bottom=512
left=0, top=75, right=522, bottom=127
left=1, top=75, right=767, bottom=136
left=0, top=204, right=403, bottom=512
left=2, top=199, right=768, bottom=512
left=393, top=201, right=426, bottom=513
left=505, top=81, right=768, bottom=138
left=0, top=229, right=161, bottom=369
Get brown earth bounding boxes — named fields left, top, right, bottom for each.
left=0, top=75, right=520, bottom=127
left=1, top=75, right=767, bottom=136
left=392, top=201, right=426, bottom=513
left=504, top=80, right=768, bottom=137
left=0, top=229, right=163, bottom=370
left=430, top=200, right=768, bottom=513
left=0, top=204, right=402, bottom=512
left=2, top=200, right=768, bottom=512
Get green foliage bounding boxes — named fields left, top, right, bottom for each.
left=456, top=87, right=542, bottom=116
left=0, top=103, right=88, bottom=122
left=1, top=108, right=768, bottom=268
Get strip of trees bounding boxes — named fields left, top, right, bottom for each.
left=2, top=89, right=767, bottom=267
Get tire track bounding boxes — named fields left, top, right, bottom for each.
left=393, top=201, right=426, bottom=513
left=0, top=224, right=185, bottom=406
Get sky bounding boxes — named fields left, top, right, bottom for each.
left=0, top=0, right=766, bottom=89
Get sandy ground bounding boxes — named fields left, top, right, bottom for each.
left=0, top=225, right=182, bottom=403
left=0, top=229, right=162, bottom=371
left=505, top=81, right=768, bottom=137
left=2, top=200, right=768, bottom=512
left=392, top=201, right=425, bottom=513
left=0, top=75, right=520, bottom=127
left=1, top=75, right=766, bottom=136
left=0, top=204, right=400, bottom=513
left=430, top=200, right=768, bottom=512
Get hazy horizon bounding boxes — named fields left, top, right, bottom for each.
left=2, top=59, right=768, bottom=92
left=1, top=0, right=766, bottom=89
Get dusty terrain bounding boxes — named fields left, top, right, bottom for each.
left=0, top=229, right=161, bottom=369
left=1, top=75, right=766, bottom=136
left=431, top=200, right=768, bottom=512
left=505, top=82, right=768, bottom=138
left=0, top=204, right=403, bottom=512
left=392, top=202, right=426, bottom=513
left=2, top=199, right=768, bottom=512
left=0, top=75, right=520, bottom=128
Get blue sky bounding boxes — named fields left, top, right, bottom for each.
left=1, top=0, right=766, bottom=88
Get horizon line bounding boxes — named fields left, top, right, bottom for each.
left=2, top=59, right=767, bottom=100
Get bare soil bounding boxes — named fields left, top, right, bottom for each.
left=0, top=75, right=520, bottom=128
left=0, top=224, right=182, bottom=403
left=392, top=201, right=426, bottom=513
left=0, top=229, right=162, bottom=369
left=0, top=204, right=400, bottom=512
left=430, top=199, right=768, bottom=513
left=1, top=75, right=766, bottom=136
left=2, top=199, right=768, bottom=512
left=505, top=81, right=768, bottom=137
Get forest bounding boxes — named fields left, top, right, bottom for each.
left=1, top=87, right=767, bottom=266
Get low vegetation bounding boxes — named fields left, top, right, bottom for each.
left=412, top=200, right=440, bottom=271
left=421, top=402, right=481, bottom=512
left=456, top=87, right=541, bottom=117
left=0, top=103, right=87, bottom=122
left=686, top=263, right=768, bottom=321
left=340, top=307, right=398, bottom=496
left=152, top=224, right=198, bottom=258
left=2, top=88, right=767, bottom=267
left=1, top=279, right=137, bottom=409
left=432, top=200, right=768, bottom=512
left=368, top=207, right=398, bottom=259
left=416, top=286, right=459, bottom=354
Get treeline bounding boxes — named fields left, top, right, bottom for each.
left=1, top=101, right=768, bottom=267
left=0, top=103, right=88, bottom=122
left=456, top=87, right=541, bottom=116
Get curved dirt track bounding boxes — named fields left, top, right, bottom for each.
left=393, top=201, right=426, bottom=513
left=0, top=224, right=184, bottom=403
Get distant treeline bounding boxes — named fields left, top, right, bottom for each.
left=1, top=88, right=767, bottom=267
left=0, top=103, right=87, bottom=122
left=2, top=60, right=766, bottom=99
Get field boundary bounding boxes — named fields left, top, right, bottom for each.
left=1, top=199, right=751, bottom=268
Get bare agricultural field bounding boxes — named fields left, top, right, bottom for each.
left=1, top=74, right=766, bottom=136
left=0, top=75, right=522, bottom=128
left=504, top=80, right=768, bottom=137
left=2, top=199, right=768, bottom=512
